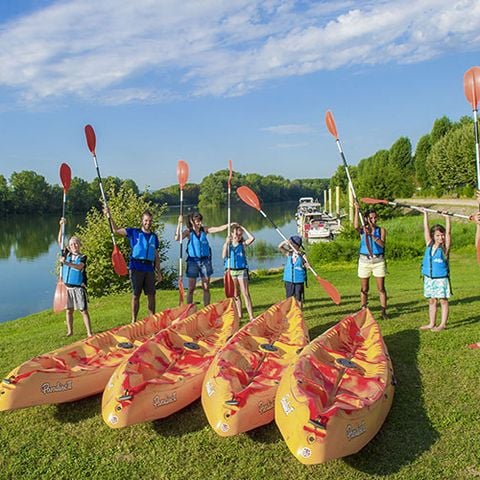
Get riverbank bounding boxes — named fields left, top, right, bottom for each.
left=1, top=254, right=479, bottom=479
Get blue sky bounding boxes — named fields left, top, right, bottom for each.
left=1, top=0, right=479, bottom=190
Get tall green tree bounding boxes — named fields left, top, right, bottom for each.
left=414, top=134, right=432, bottom=189
left=0, top=175, right=12, bottom=214
left=430, top=116, right=452, bottom=144
left=389, top=136, right=413, bottom=173
left=10, top=170, right=53, bottom=213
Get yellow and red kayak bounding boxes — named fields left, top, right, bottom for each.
left=102, top=298, right=238, bottom=428
left=0, top=304, right=194, bottom=411
left=275, top=308, right=394, bottom=464
left=201, top=297, right=309, bottom=436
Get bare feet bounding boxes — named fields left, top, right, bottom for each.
left=66, top=332, right=73, bottom=337
left=419, top=325, right=434, bottom=331
left=432, top=325, right=446, bottom=332
left=468, top=342, right=480, bottom=349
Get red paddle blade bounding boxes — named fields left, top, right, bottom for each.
left=112, top=245, right=128, bottom=276
left=316, top=276, right=341, bottom=305
left=360, top=197, right=388, bottom=205
left=224, top=270, right=235, bottom=298
left=178, top=279, right=185, bottom=304
left=177, top=160, right=189, bottom=189
left=228, top=160, right=233, bottom=187
left=53, top=279, right=67, bottom=313
left=59, top=163, right=72, bottom=192
left=237, top=186, right=261, bottom=211
left=85, top=124, right=97, bottom=155
left=464, top=67, right=480, bottom=110
left=325, top=110, right=338, bottom=139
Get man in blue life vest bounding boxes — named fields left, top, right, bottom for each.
left=109, top=210, right=162, bottom=323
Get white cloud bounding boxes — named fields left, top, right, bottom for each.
left=0, top=0, right=479, bottom=106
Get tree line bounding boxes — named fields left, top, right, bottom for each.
left=0, top=169, right=329, bottom=215
left=330, top=115, right=477, bottom=205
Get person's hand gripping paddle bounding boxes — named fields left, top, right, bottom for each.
left=177, top=160, right=189, bottom=304
left=84, top=124, right=128, bottom=276
left=237, top=185, right=341, bottom=305
left=463, top=66, right=480, bottom=263
left=224, top=160, right=235, bottom=298
left=53, top=163, right=71, bottom=313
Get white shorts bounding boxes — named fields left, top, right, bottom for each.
left=358, top=256, right=386, bottom=278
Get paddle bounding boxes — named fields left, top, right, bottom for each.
left=224, top=160, right=235, bottom=298
left=237, top=186, right=341, bottom=305
left=463, top=66, right=480, bottom=262
left=84, top=124, right=128, bottom=276
left=361, top=197, right=474, bottom=220
left=53, top=163, right=72, bottom=313
left=177, top=160, right=189, bottom=304
left=326, top=110, right=376, bottom=255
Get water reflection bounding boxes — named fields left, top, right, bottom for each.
left=0, top=203, right=297, bottom=323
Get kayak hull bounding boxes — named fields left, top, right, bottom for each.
left=275, top=308, right=394, bottom=464
left=0, top=304, right=194, bottom=411
left=202, top=297, right=309, bottom=436
left=102, top=299, right=238, bottom=428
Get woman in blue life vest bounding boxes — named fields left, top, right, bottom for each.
left=58, top=218, right=93, bottom=337
left=354, top=203, right=388, bottom=319
left=175, top=212, right=228, bottom=306
left=108, top=209, right=162, bottom=324
left=419, top=209, right=451, bottom=332
left=222, top=224, right=255, bottom=321
left=279, top=235, right=309, bottom=309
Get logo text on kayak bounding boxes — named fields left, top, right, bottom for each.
left=346, top=421, right=366, bottom=440
left=41, top=380, right=73, bottom=395
left=153, top=392, right=177, bottom=408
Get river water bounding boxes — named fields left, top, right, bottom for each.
left=0, top=203, right=297, bottom=323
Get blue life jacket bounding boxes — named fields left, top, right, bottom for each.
left=131, top=230, right=157, bottom=262
left=62, top=253, right=86, bottom=286
left=224, top=243, right=247, bottom=269
left=421, top=244, right=449, bottom=278
left=283, top=254, right=306, bottom=283
left=187, top=229, right=211, bottom=259
left=359, top=226, right=384, bottom=256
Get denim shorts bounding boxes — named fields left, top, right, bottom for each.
left=186, top=258, right=213, bottom=279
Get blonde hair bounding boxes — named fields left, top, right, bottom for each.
left=68, top=236, right=83, bottom=247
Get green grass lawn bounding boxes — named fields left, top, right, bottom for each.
left=1, top=253, right=479, bottom=479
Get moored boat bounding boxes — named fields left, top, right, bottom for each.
left=201, top=297, right=309, bottom=436
left=275, top=308, right=394, bottom=464
left=0, top=304, right=195, bottom=411
left=102, top=298, right=238, bottom=428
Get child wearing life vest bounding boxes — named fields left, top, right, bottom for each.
left=58, top=218, right=93, bottom=337
left=175, top=212, right=228, bottom=306
left=222, top=223, right=255, bottom=321
left=419, top=210, right=451, bottom=332
left=354, top=203, right=388, bottom=319
left=279, top=236, right=309, bottom=309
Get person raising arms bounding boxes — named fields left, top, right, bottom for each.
left=222, top=223, right=255, bottom=321
left=176, top=212, right=228, bottom=306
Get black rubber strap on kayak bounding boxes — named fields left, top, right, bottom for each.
left=260, top=343, right=278, bottom=352
left=184, top=341, right=200, bottom=350
left=117, top=342, right=134, bottom=349
left=336, top=358, right=358, bottom=369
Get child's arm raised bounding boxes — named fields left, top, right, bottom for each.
left=423, top=210, right=431, bottom=245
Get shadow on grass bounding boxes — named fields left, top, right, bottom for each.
left=54, top=394, right=102, bottom=423
left=345, top=328, right=439, bottom=475
left=151, top=399, right=208, bottom=436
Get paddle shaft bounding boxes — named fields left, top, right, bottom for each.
left=227, top=166, right=232, bottom=270
left=91, top=153, right=119, bottom=247
left=258, top=209, right=320, bottom=278
left=388, top=200, right=471, bottom=220
left=473, top=109, right=480, bottom=190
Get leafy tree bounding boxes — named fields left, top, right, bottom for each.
left=389, top=136, right=413, bottom=173
left=10, top=170, right=53, bottom=213
left=414, top=134, right=432, bottom=189
left=0, top=175, right=12, bottom=214
left=426, top=122, right=475, bottom=193
left=76, top=184, right=169, bottom=297
left=430, top=116, right=452, bottom=144
left=67, top=177, right=98, bottom=213
left=198, top=170, right=230, bottom=208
